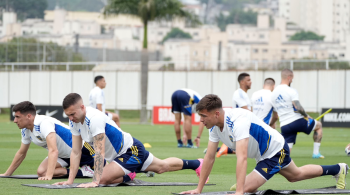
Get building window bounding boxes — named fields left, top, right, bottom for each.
left=158, top=32, right=163, bottom=35
left=282, top=49, right=287, bottom=53
left=253, top=49, right=259, bottom=53
left=193, top=32, right=198, bottom=36
left=193, top=51, right=197, bottom=56
left=262, top=59, right=268, bottom=63
left=204, top=51, right=209, bottom=56
left=340, top=53, right=345, bottom=57
left=259, top=34, right=265, bottom=38
left=290, top=49, right=296, bottom=54
left=263, top=49, right=268, bottom=53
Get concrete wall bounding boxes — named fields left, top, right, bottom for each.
left=0, top=70, right=349, bottom=112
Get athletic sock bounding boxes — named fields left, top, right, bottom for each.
left=313, top=142, right=321, bottom=154
left=76, top=169, right=83, bottom=177
left=228, top=148, right=234, bottom=154
left=182, top=159, right=201, bottom=170
left=188, top=139, right=193, bottom=146
left=123, top=175, right=131, bottom=183
left=178, top=139, right=183, bottom=145
left=216, top=147, right=221, bottom=152
left=321, top=164, right=340, bottom=176
left=66, top=168, right=70, bottom=176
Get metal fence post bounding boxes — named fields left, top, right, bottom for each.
left=39, top=63, right=42, bottom=71
left=66, top=63, right=70, bottom=71
left=326, top=60, right=329, bottom=70
left=12, top=63, right=14, bottom=71
left=290, top=60, right=294, bottom=70
left=254, top=61, right=258, bottom=70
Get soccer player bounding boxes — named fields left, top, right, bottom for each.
left=232, top=73, right=252, bottom=111
left=89, top=75, right=120, bottom=127
left=171, top=89, right=205, bottom=148
left=0, top=101, right=95, bottom=180
left=251, top=78, right=278, bottom=128
left=54, top=93, right=208, bottom=188
left=271, top=69, right=324, bottom=158
left=181, top=94, right=348, bottom=195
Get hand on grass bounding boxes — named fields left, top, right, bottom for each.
left=38, top=176, right=52, bottom=180
left=53, top=180, right=73, bottom=185
left=77, top=182, right=98, bottom=188
left=180, top=188, right=201, bottom=194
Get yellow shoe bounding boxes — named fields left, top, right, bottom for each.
left=216, top=144, right=228, bottom=158
left=335, top=163, right=349, bottom=189
left=230, top=183, right=236, bottom=191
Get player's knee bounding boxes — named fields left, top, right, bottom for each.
left=37, top=168, right=46, bottom=177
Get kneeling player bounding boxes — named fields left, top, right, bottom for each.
left=0, top=101, right=95, bottom=180
left=54, top=93, right=209, bottom=187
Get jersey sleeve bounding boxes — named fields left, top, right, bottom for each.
left=40, top=120, right=56, bottom=138
left=89, top=115, right=106, bottom=137
left=21, top=129, right=31, bottom=145
left=233, top=91, right=248, bottom=108
left=96, top=90, right=104, bottom=104
left=232, top=116, right=251, bottom=141
left=69, top=120, right=80, bottom=136
left=290, top=88, right=299, bottom=101
left=208, top=127, right=220, bottom=143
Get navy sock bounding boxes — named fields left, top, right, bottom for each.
left=216, top=147, right=221, bottom=152
left=228, top=148, right=234, bottom=153
left=182, top=159, right=200, bottom=170
left=76, top=169, right=83, bottom=177
left=66, top=168, right=69, bottom=175
left=123, top=175, right=131, bottom=183
left=321, top=164, right=340, bottom=176
left=178, top=139, right=183, bottom=144
left=188, top=139, right=193, bottom=145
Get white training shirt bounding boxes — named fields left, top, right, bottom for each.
left=271, top=84, right=304, bottom=127
left=251, top=89, right=274, bottom=125
left=232, top=88, right=252, bottom=110
left=180, top=88, right=202, bottom=114
left=89, top=86, right=105, bottom=113
left=21, top=115, right=73, bottom=158
left=209, top=108, right=284, bottom=163
left=70, top=107, right=133, bottom=162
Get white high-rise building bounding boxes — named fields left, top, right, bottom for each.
left=279, top=0, right=350, bottom=42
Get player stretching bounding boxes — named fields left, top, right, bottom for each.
left=181, top=94, right=348, bottom=195
left=54, top=93, right=209, bottom=187
left=0, top=101, right=95, bottom=180
left=271, top=69, right=324, bottom=158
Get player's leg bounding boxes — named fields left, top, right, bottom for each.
left=99, top=161, right=128, bottom=184
left=172, top=91, right=183, bottom=147
left=37, top=157, right=68, bottom=177
left=312, top=120, right=323, bottom=158
left=280, top=122, right=297, bottom=153
left=183, top=114, right=194, bottom=147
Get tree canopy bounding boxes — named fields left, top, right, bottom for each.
left=162, top=28, right=192, bottom=43
left=216, top=9, right=258, bottom=31
left=0, top=0, right=47, bottom=20
left=289, top=31, right=325, bottom=41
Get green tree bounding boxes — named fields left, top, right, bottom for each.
left=46, top=0, right=105, bottom=12
left=290, top=31, right=325, bottom=41
left=104, top=0, right=201, bottom=123
left=0, top=0, right=47, bottom=20
left=162, top=28, right=192, bottom=43
left=216, top=9, right=258, bottom=31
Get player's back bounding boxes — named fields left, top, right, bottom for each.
left=181, top=88, right=202, bottom=103
left=271, top=85, right=303, bottom=126
left=251, top=89, right=274, bottom=124
left=232, top=88, right=251, bottom=109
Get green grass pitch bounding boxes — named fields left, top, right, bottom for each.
left=0, top=114, right=349, bottom=195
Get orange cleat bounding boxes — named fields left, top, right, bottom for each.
left=216, top=144, right=228, bottom=158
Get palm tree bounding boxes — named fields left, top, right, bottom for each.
left=104, top=0, right=201, bottom=123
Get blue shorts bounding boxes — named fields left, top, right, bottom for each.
left=281, top=118, right=316, bottom=144
left=113, top=138, right=152, bottom=173
left=61, top=142, right=96, bottom=169
left=171, top=90, right=192, bottom=116
left=255, top=141, right=292, bottom=180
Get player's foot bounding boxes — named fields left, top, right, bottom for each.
left=195, top=158, right=209, bottom=184
left=312, top=153, right=325, bottom=159
left=217, top=144, right=228, bottom=158
left=185, top=144, right=198, bottom=148
left=127, top=172, right=136, bottom=181
left=203, top=148, right=207, bottom=154
left=146, top=171, right=155, bottom=177
left=177, top=143, right=183, bottom=147
left=230, top=183, right=236, bottom=191
left=334, top=163, right=349, bottom=189
left=81, top=165, right=94, bottom=177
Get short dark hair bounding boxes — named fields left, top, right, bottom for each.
left=63, top=93, right=82, bottom=109
left=196, top=94, right=222, bottom=112
left=12, top=101, right=36, bottom=116
left=94, top=75, right=104, bottom=84
left=264, top=78, right=275, bottom=85
left=238, top=73, right=250, bottom=83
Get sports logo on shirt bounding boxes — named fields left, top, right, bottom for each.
left=34, top=125, right=40, bottom=132
left=226, top=116, right=234, bottom=131
left=21, top=129, right=26, bottom=137
left=262, top=168, right=268, bottom=173
left=275, top=95, right=286, bottom=103
left=254, top=97, right=264, bottom=105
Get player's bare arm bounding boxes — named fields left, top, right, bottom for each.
left=92, top=133, right=106, bottom=185
left=292, top=100, right=308, bottom=117
left=235, top=137, right=249, bottom=195
left=269, top=111, right=279, bottom=129
left=96, top=104, right=102, bottom=112
left=38, top=132, right=58, bottom=180
left=0, top=143, right=30, bottom=176
left=241, top=106, right=250, bottom=111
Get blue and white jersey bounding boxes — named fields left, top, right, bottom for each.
left=209, top=108, right=284, bottom=163
left=251, top=89, right=274, bottom=125
left=89, top=86, right=105, bottom=113
left=21, top=115, right=73, bottom=158
left=70, top=107, right=133, bottom=162
left=180, top=88, right=202, bottom=113
left=271, top=85, right=303, bottom=127
left=232, top=88, right=251, bottom=110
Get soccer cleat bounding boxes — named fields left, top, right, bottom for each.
left=216, top=144, right=228, bottom=158
left=195, top=158, right=209, bottom=184
left=230, top=183, right=236, bottom=191
left=81, top=165, right=94, bottom=177
left=185, top=144, right=198, bottom=148
left=312, top=153, right=325, bottom=159
left=203, top=148, right=208, bottom=154
left=334, top=163, right=349, bottom=189
left=177, top=143, right=183, bottom=148
left=127, top=172, right=136, bottom=181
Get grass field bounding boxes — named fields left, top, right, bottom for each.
left=0, top=113, right=349, bottom=195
